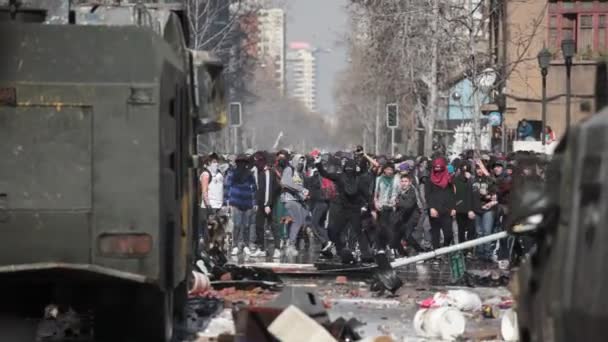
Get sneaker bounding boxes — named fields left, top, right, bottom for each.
left=251, top=249, right=265, bottom=258
left=243, top=246, right=251, bottom=255
left=498, top=260, right=510, bottom=270
left=231, top=247, right=239, bottom=256
left=272, top=249, right=281, bottom=259
left=319, top=249, right=333, bottom=259
left=321, top=241, right=334, bottom=252
left=286, top=244, right=299, bottom=257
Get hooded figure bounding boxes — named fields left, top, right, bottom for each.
left=224, top=154, right=257, bottom=255
left=425, top=157, right=456, bottom=250
left=316, top=157, right=373, bottom=263
left=430, top=158, right=451, bottom=189
left=279, top=153, right=309, bottom=257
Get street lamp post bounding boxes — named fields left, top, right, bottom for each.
left=562, top=38, right=575, bottom=131
left=538, top=48, right=552, bottom=145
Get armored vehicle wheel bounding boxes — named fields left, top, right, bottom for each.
left=134, top=287, right=175, bottom=342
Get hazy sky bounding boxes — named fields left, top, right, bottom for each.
left=285, top=0, right=349, bottom=116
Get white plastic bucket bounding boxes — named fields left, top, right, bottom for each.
left=414, top=307, right=466, bottom=340
left=445, top=290, right=482, bottom=312
left=501, top=308, right=520, bottom=341
left=188, top=270, right=210, bottom=295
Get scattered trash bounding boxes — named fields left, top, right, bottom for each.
left=335, top=276, right=348, bottom=284
left=267, top=286, right=329, bottom=323
left=459, top=269, right=511, bottom=287
left=481, top=304, right=501, bottom=319
left=419, top=290, right=482, bottom=312
left=371, top=252, right=404, bottom=294
left=499, top=298, right=514, bottom=309
left=501, top=308, right=519, bottom=341
left=326, top=317, right=364, bottom=341
left=329, top=298, right=401, bottom=307
left=36, top=305, right=92, bottom=342
left=200, top=287, right=278, bottom=307
left=198, top=309, right=235, bottom=338
left=413, top=307, right=466, bottom=341
left=189, top=271, right=211, bottom=296
left=189, top=297, right=224, bottom=318
left=210, top=280, right=283, bottom=291
left=268, top=305, right=338, bottom=342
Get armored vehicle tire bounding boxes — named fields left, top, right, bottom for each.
left=133, top=286, right=175, bottom=342
left=94, top=284, right=181, bottom=342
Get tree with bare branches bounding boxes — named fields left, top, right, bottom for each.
left=337, top=0, right=544, bottom=156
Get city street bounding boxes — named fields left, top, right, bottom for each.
left=3, top=0, right=604, bottom=341
left=187, top=245, right=514, bottom=341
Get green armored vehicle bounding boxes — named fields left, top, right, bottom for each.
left=0, top=1, right=225, bottom=340
left=508, top=63, right=608, bottom=342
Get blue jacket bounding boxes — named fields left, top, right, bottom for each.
left=518, top=123, right=533, bottom=139
left=224, top=169, right=257, bottom=210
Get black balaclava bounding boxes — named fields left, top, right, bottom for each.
left=358, top=157, right=369, bottom=174
left=234, top=160, right=250, bottom=184
left=343, top=159, right=358, bottom=196
left=343, top=159, right=357, bottom=174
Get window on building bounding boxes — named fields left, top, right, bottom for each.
left=549, top=16, right=559, bottom=50
left=579, top=15, right=593, bottom=52
left=548, top=1, right=608, bottom=59
left=562, top=14, right=576, bottom=41
left=600, top=15, right=606, bottom=51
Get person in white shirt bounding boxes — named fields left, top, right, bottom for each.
left=198, top=153, right=223, bottom=257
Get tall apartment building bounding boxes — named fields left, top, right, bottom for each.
left=257, top=8, right=286, bottom=94
left=286, top=42, right=317, bottom=112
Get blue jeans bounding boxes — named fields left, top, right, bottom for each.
left=475, top=210, right=495, bottom=260
left=232, top=207, right=254, bottom=248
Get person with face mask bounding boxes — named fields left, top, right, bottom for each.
left=224, top=154, right=257, bottom=256
left=471, top=160, right=498, bottom=261
left=276, top=151, right=310, bottom=257
left=197, top=153, right=224, bottom=258
left=315, top=156, right=373, bottom=264
left=391, top=175, right=423, bottom=256
left=425, top=157, right=456, bottom=251
left=304, top=151, right=334, bottom=256
left=453, top=163, right=476, bottom=252
left=373, top=163, right=400, bottom=252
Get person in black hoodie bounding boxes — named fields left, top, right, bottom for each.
left=315, top=156, right=373, bottom=263
left=425, top=157, right=456, bottom=250
left=453, top=162, right=476, bottom=246
left=471, top=160, right=498, bottom=261
left=391, top=175, right=423, bottom=256
left=251, top=151, right=280, bottom=258
left=304, top=160, right=332, bottom=253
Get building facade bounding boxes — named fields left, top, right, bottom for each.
left=257, top=8, right=286, bottom=94
left=493, top=0, right=602, bottom=138
left=286, top=42, right=317, bottom=112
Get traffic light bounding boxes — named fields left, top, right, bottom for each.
left=229, top=102, right=241, bottom=127
left=386, top=103, right=398, bottom=128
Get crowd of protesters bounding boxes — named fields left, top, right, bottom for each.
left=197, top=146, right=547, bottom=269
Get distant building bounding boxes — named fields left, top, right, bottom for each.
left=287, top=42, right=317, bottom=112
left=490, top=0, right=601, bottom=137
left=257, top=8, right=286, bottom=94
